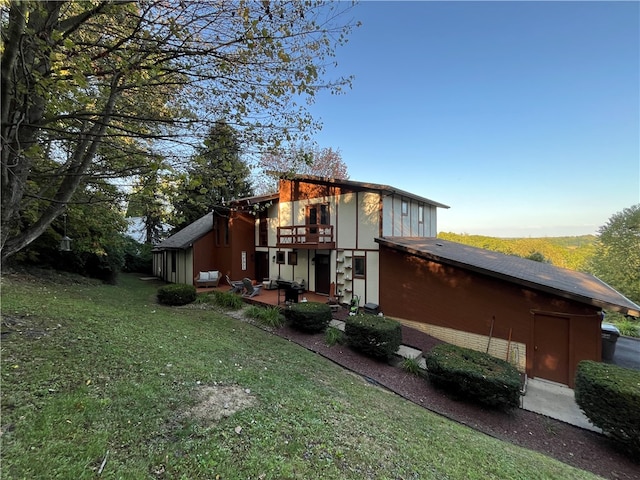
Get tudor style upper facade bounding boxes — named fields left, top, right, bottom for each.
left=247, top=175, right=449, bottom=306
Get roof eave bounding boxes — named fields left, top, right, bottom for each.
left=375, top=237, right=640, bottom=317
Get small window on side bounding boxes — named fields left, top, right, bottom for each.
left=418, top=205, right=424, bottom=224
left=354, top=256, right=366, bottom=278
left=276, top=251, right=285, bottom=264
left=401, top=200, right=408, bottom=216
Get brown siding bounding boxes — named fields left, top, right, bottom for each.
left=230, top=212, right=257, bottom=280
left=279, top=178, right=352, bottom=202
left=193, top=231, right=215, bottom=275
left=379, top=245, right=601, bottom=387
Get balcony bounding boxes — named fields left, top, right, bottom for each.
left=277, top=224, right=335, bottom=249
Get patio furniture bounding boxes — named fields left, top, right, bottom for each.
left=242, top=278, right=263, bottom=298
left=226, top=274, right=244, bottom=294
left=194, top=270, right=221, bottom=288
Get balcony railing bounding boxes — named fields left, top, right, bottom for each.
left=277, top=224, right=335, bottom=249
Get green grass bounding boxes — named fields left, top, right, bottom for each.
left=1, top=273, right=600, bottom=479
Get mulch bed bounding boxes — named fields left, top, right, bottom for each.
left=272, top=309, right=639, bottom=480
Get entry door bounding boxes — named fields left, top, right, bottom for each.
left=533, top=314, right=570, bottom=385
left=314, top=254, right=330, bottom=295
left=255, top=252, right=269, bottom=283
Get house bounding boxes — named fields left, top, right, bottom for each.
left=152, top=193, right=278, bottom=285
left=153, top=174, right=640, bottom=387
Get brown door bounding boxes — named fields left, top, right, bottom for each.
left=314, top=254, right=330, bottom=295
left=255, top=252, right=269, bottom=283
left=533, top=314, right=570, bottom=385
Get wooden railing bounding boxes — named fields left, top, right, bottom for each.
left=277, top=224, right=335, bottom=249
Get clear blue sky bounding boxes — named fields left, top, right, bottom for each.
left=308, top=1, right=639, bottom=237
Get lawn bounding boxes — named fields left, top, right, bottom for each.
left=1, top=272, right=601, bottom=479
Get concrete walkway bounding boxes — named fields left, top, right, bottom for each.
left=330, top=319, right=599, bottom=432
left=521, top=378, right=600, bottom=432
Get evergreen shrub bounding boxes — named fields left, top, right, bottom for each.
left=575, top=360, right=640, bottom=455
left=157, top=283, right=197, bottom=306
left=286, top=302, right=332, bottom=333
left=344, top=314, right=402, bottom=361
left=425, top=343, right=521, bottom=409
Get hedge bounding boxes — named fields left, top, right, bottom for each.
left=425, top=343, right=521, bottom=409
left=286, top=302, right=332, bottom=333
left=157, top=283, right=197, bottom=306
left=575, top=360, right=640, bottom=455
left=344, top=314, right=402, bottom=361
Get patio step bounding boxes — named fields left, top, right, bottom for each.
left=329, top=320, right=426, bottom=369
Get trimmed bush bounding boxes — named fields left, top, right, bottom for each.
left=157, top=283, right=197, bottom=306
left=575, top=360, right=640, bottom=455
left=344, top=314, right=402, bottom=361
left=425, top=343, right=521, bottom=409
left=286, top=302, right=332, bottom=333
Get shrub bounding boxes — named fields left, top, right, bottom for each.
left=325, top=326, right=345, bottom=346
left=211, top=290, right=244, bottom=310
left=245, top=305, right=285, bottom=328
left=401, top=355, right=424, bottom=376
left=344, top=314, right=402, bottom=361
left=157, top=283, right=197, bottom=306
left=575, top=360, right=640, bottom=455
left=286, top=302, right=332, bottom=333
left=425, top=343, right=521, bottom=409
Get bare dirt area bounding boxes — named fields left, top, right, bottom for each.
left=273, top=316, right=640, bottom=480
left=182, top=384, right=258, bottom=427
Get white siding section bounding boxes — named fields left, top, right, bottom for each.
left=366, top=251, right=379, bottom=304
left=357, top=192, right=380, bottom=249
left=336, top=192, right=357, bottom=249
left=382, top=194, right=438, bottom=237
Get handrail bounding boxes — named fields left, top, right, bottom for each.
left=277, top=224, right=334, bottom=246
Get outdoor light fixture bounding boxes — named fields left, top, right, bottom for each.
left=59, top=213, right=72, bottom=251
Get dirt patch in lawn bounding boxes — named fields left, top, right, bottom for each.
left=182, top=385, right=257, bottom=427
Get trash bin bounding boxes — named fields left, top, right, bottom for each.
left=363, top=303, right=380, bottom=315
left=601, top=323, right=620, bottom=361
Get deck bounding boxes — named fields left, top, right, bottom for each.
left=196, top=284, right=337, bottom=309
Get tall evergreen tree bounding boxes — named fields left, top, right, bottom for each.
left=171, top=122, right=253, bottom=231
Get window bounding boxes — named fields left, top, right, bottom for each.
left=401, top=200, right=408, bottom=216
left=276, top=251, right=285, bottom=264
left=215, top=216, right=230, bottom=246
left=307, top=203, right=330, bottom=233
left=418, top=205, right=424, bottom=224
left=171, top=251, right=176, bottom=273
left=288, top=251, right=298, bottom=265
left=354, top=256, right=366, bottom=278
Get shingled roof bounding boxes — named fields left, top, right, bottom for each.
left=153, top=212, right=213, bottom=250
left=376, top=236, right=640, bottom=317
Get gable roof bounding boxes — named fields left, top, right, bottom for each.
left=285, top=174, right=450, bottom=209
left=153, top=212, right=213, bottom=250
left=376, top=236, right=640, bottom=317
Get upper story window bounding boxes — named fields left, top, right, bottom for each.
left=307, top=203, right=330, bottom=226
left=401, top=199, right=408, bottom=216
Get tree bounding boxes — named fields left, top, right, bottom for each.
left=126, top=156, right=173, bottom=244
left=254, top=144, right=349, bottom=194
left=1, top=1, right=357, bottom=262
left=589, top=205, right=640, bottom=303
left=171, top=122, right=253, bottom=231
